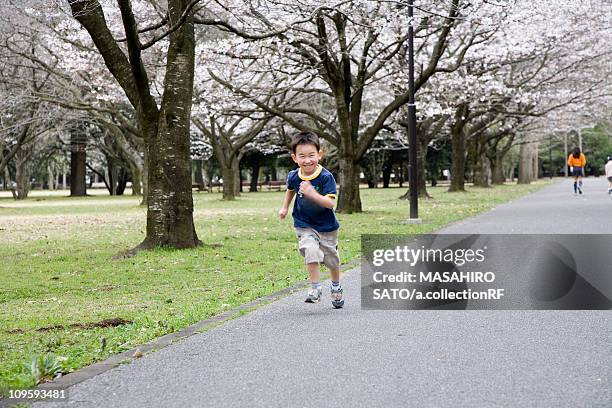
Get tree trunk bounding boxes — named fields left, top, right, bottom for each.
left=47, top=165, right=55, bottom=190
left=130, top=162, right=142, bottom=195
left=449, top=129, right=466, bottom=192
left=70, top=130, right=87, bottom=196
left=4, top=166, right=17, bottom=199
left=518, top=141, right=532, bottom=184
left=382, top=162, right=391, bottom=188
left=491, top=152, right=506, bottom=185
left=107, top=155, right=118, bottom=195
left=15, top=150, right=31, bottom=200
left=221, top=160, right=238, bottom=200
left=68, top=0, right=199, bottom=249
left=473, top=154, right=491, bottom=187
left=336, top=157, right=361, bottom=213
left=138, top=7, right=199, bottom=249
left=116, top=167, right=128, bottom=195
left=250, top=161, right=260, bottom=192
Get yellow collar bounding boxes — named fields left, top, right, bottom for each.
left=298, top=165, right=323, bottom=180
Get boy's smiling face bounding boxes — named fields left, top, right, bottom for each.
left=292, top=143, right=323, bottom=175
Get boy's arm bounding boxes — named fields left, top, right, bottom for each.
left=279, top=189, right=296, bottom=219
left=299, top=181, right=335, bottom=209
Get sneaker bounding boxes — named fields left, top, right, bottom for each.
left=305, top=287, right=322, bottom=303
left=331, top=285, right=344, bottom=309
left=578, top=187, right=583, bottom=195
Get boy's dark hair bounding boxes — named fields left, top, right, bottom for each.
left=290, top=131, right=320, bottom=154
left=572, top=147, right=581, bottom=159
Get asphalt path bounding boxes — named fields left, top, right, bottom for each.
left=32, top=178, right=611, bottom=407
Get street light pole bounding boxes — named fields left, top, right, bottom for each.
left=564, top=133, right=568, bottom=177
left=406, top=0, right=420, bottom=222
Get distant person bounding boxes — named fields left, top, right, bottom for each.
left=606, top=157, right=612, bottom=194
left=278, top=131, right=344, bottom=308
left=567, top=147, right=586, bottom=195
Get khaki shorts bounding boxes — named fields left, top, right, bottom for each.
left=295, top=227, right=340, bottom=269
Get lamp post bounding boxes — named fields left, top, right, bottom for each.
left=564, top=132, right=568, bottom=177
left=406, top=0, right=420, bottom=223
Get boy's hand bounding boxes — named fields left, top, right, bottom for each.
left=278, top=207, right=288, bottom=220
left=299, top=180, right=316, bottom=198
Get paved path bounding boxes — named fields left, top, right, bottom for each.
left=33, top=178, right=611, bottom=407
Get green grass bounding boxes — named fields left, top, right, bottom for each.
left=0, top=182, right=549, bottom=395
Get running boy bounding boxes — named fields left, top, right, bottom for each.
left=278, top=131, right=344, bottom=308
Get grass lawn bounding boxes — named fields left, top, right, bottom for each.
left=0, top=181, right=549, bottom=395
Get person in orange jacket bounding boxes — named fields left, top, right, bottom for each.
left=567, top=147, right=586, bottom=195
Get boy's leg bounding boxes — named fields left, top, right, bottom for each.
left=320, top=230, right=344, bottom=308
left=305, top=262, right=322, bottom=303
left=307, top=262, right=321, bottom=285
left=296, top=228, right=325, bottom=302
left=329, top=266, right=340, bottom=284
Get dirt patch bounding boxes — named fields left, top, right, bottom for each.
left=7, top=328, right=24, bottom=334
left=35, top=324, right=65, bottom=332
left=35, top=317, right=133, bottom=332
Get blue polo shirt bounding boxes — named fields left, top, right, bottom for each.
left=287, top=165, right=340, bottom=232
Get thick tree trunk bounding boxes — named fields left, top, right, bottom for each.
left=70, top=130, right=87, bottom=197
left=68, top=0, right=199, bottom=249
left=250, top=161, right=260, bottom=192
left=449, top=130, right=466, bottom=192
left=116, top=167, right=128, bottom=195
left=473, top=154, right=491, bottom=188
left=47, top=165, right=55, bottom=190
left=336, top=157, right=361, bottom=213
left=15, top=150, right=31, bottom=200
left=138, top=8, right=199, bottom=249
left=518, top=142, right=532, bottom=184
left=221, top=161, right=238, bottom=200
left=107, top=155, right=119, bottom=195
left=130, top=162, right=142, bottom=195
left=382, top=162, right=391, bottom=188
left=491, top=153, right=506, bottom=185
